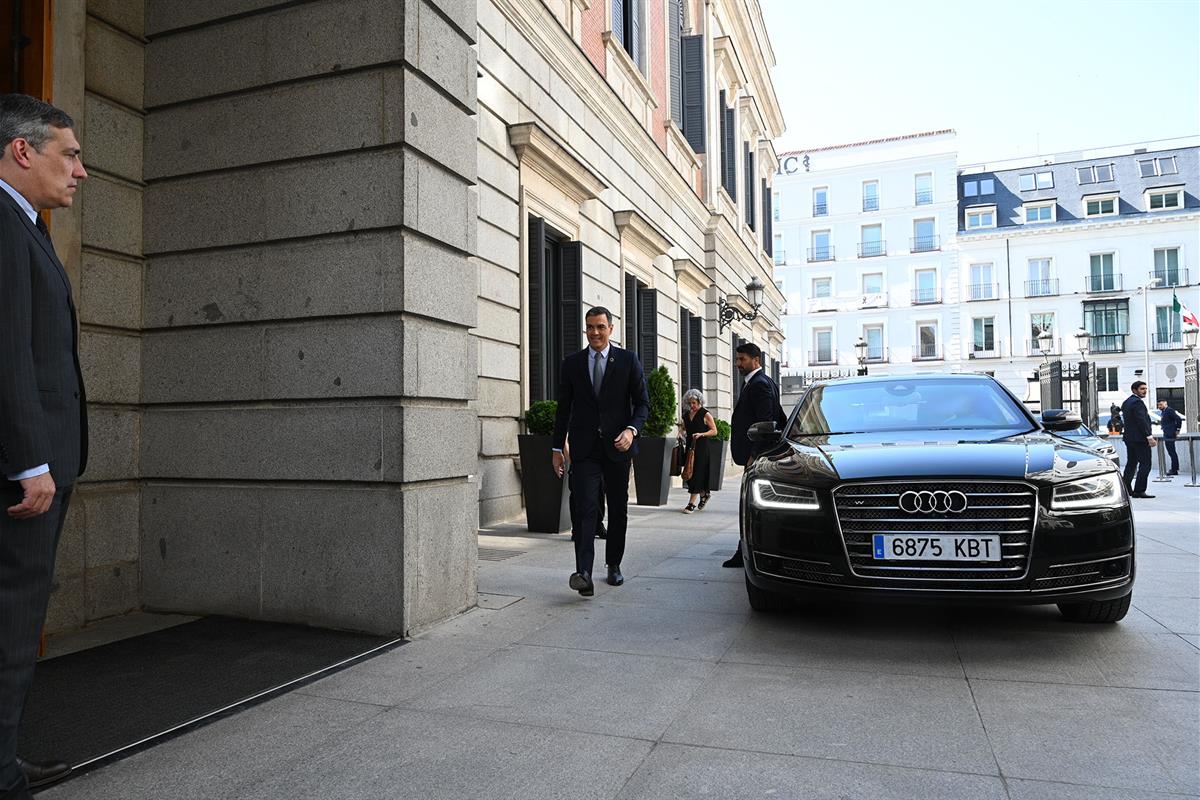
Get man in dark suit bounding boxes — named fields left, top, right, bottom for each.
left=0, top=94, right=89, bottom=800
left=723, top=342, right=786, bottom=568
left=1121, top=381, right=1156, bottom=498
left=552, top=307, right=649, bottom=596
left=1158, top=399, right=1182, bottom=476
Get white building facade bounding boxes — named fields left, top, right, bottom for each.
left=773, top=131, right=961, bottom=383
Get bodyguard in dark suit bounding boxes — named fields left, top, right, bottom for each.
left=724, top=342, right=785, bottom=568
left=1121, top=381, right=1156, bottom=498
left=0, top=94, right=89, bottom=800
left=1158, top=399, right=1182, bottom=475
left=552, top=307, right=649, bottom=595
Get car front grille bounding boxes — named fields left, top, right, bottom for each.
left=753, top=553, right=848, bottom=585
left=833, top=481, right=1037, bottom=583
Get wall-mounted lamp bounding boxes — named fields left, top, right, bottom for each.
left=717, top=277, right=765, bottom=333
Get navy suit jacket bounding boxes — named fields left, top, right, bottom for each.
left=1121, top=394, right=1153, bottom=443
left=0, top=190, right=87, bottom=486
left=553, top=346, right=649, bottom=462
left=730, top=370, right=786, bottom=466
left=1160, top=406, right=1182, bottom=438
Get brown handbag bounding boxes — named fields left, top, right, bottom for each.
left=670, top=439, right=683, bottom=476
left=681, top=446, right=695, bottom=482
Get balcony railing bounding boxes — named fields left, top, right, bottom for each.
left=862, top=197, right=879, bottom=212
left=912, top=287, right=941, bottom=305
left=913, top=347, right=942, bottom=362
left=1027, top=338, right=1062, bottom=357
left=773, top=249, right=785, bottom=266
left=1150, top=268, right=1189, bottom=287
left=1090, top=333, right=1128, bottom=353
left=911, top=235, right=940, bottom=253
left=966, top=283, right=999, bottom=301
left=813, top=203, right=828, bottom=216
left=1152, top=333, right=1186, bottom=351
left=1025, top=278, right=1060, bottom=297
left=809, top=351, right=837, bottom=365
left=858, top=240, right=886, bottom=257
left=859, top=292, right=888, bottom=309
left=969, top=342, right=1004, bottom=359
left=1085, top=274, right=1123, bottom=293
left=807, top=246, right=835, bottom=262
left=915, top=189, right=934, bottom=205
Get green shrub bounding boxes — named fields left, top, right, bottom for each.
left=524, top=400, right=557, bottom=436
left=714, top=419, right=731, bottom=441
left=643, top=366, right=677, bottom=437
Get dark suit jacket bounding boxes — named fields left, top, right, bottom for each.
left=1121, top=394, right=1153, bottom=443
left=0, top=190, right=87, bottom=486
left=1160, top=406, right=1182, bottom=438
left=731, top=370, right=785, bottom=466
left=553, top=346, right=649, bottom=462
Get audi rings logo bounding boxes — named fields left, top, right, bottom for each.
left=899, top=490, right=969, bottom=514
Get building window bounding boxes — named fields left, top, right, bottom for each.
left=813, top=329, right=834, bottom=364
left=912, top=218, right=937, bottom=252
left=1083, top=299, right=1129, bottom=353
left=1138, top=156, right=1178, bottom=177
left=962, top=178, right=995, bottom=198
left=859, top=224, right=884, bottom=257
left=914, top=269, right=938, bottom=304
left=1097, top=366, right=1119, bottom=392
left=611, top=0, right=644, bottom=70
left=1018, top=171, right=1054, bottom=191
left=1153, top=248, right=1183, bottom=286
left=718, top=90, right=737, bottom=201
left=679, top=307, right=703, bottom=393
left=1030, top=312, right=1056, bottom=355
left=773, top=191, right=780, bottom=221
left=862, top=180, right=879, bottom=212
left=972, top=317, right=996, bottom=353
left=1087, top=253, right=1119, bottom=292
left=773, top=234, right=784, bottom=265
left=862, top=272, right=883, bottom=294
left=624, top=274, right=658, bottom=375
left=965, top=206, right=995, bottom=229
left=1084, top=194, right=1118, bottom=217
left=963, top=180, right=977, bottom=198
left=1155, top=305, right=1183, bottom=350
left=813, top=186, right=828, bottom=216
left=864, top=325, right=884, bottom=361
left=809, top=229, right=832, bottom=262
left=915, top=173, right=933, bottom=205
left=744, top=143, right=756, bottom=230
left=1077, top=164, right=1115, bottom=184
left=1024, top=202, right=1055, bottom=223
left=812, top=277, right=832, bottom=298
left=1027, top=257, right=1056, bottom=297
left=969, top=263, right=995, bottom=300
left=528, top=216, right=583, bottom=402
left=1146, top=188, right=1183, bottom=211
left=916, top=322, right=939, bottom=360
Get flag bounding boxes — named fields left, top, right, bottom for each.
left=1174, top=291, right=1199, bottom=329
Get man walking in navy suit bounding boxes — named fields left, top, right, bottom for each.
left=0, top=94, right=89, bottom=799
left=1121, top=381, right=1156, bottom=498
left=552, top=307, right=649, bottom=596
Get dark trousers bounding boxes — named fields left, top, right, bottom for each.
left=0, top=485, right=72, bottom=797
left=1123, top=442, right=1152, bottom=494
left=1164, top=437, right=1179, bottom=473
left=568, top=469, right=605, bottom=535
left=571, top=454, right=630, bottom=576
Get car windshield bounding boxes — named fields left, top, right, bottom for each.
left=787, top=378, right=1032, bottom=436
left=1059, top=424, right=1096, bottom=438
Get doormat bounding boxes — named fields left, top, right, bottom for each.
left=19, top=616, right=401, bottom=774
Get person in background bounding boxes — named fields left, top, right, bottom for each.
left=1121, top=381, right=1156, bottom=498
left=1107, top=403, right=1124, bottom=435
left=679, top=389, right=717, bottom=513
left=1158, top=399, right=1182, bottom=476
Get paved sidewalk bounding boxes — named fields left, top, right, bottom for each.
left=44, top=476, right=1199, bottom=799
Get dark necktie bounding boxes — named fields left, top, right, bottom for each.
left=35, top=216, right=54, bottom=248
left=592, top=351, right=603, bottom=395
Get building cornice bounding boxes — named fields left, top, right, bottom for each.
left=673, top=257, right=711, bottom=294
left=719, top=0, right=784, bottom=137
left=614, top=209, right=671, bottom=258
left=508, top=121, right=606, bottom=204
left=712, top=36, right=748, bottom=94
left=956, top=209, right=1200, bottom=243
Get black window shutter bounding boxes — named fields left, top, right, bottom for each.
left=630, top=0, right=642, bottom=70
left=721, top=99, right=737, bottom=200
left=612, top=0, right=625, bottom=46
left=668, top=0, right=682, bottom=127
left=637, top=285, right=657, bottom=375
left=761, top=179, right=771, bottom=255
left=681, top=35, right=705, bottom=153
left=745, top=145, right=755, bottom=229
left=624, top=274, right=638, bottom=351
left=528, top=216, right=547, bottom=401
left=559, top=242, right=583, bottom=362
left=689, top=315, right=703, bottom=392
left=679, top=309, right=691, bottom=393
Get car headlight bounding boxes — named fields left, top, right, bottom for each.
left=751, top=479, right=820, bottom=510
left=1051, top=475, right=1126, bottom=511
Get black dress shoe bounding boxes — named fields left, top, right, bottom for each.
left=722, top=549, right=744, bottom=569
left=1130, top=492, right=1156, bottom=498
left=606, top=565, right=624, bottom=586
left=569, top=571, right=594, bottom=596
left=17, top=756, right=71, bottom=789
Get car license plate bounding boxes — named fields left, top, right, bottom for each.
left=872, top=534, right=1002, bottom=562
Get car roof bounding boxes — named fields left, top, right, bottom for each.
left=809, top=372, right=996, bottom=387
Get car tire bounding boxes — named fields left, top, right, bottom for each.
left=1057, top=593, right=1132, bottom=623
left=745, top=577, right=787, bottom=612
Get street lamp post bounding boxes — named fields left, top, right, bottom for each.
left=855, top=336, right=868, bottom=376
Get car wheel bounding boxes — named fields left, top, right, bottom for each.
left=745, top=577, right=787, bottom=612
left=1057, top=593, right=1132, bottom=623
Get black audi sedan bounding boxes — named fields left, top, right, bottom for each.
left=740, top=374, right=1134, bottom=622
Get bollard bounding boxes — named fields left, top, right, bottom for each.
left=1154, top=439, right=1172, bottom=482
left=1187, top=437, right=1200, bottom=488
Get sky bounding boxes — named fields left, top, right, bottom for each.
left=759, top=0, right=1200, bottom=164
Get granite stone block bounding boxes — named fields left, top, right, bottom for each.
left=84, top=16, right=144, bottom=109
left=84, top=408, right=139, bottom=482
left=402, top=150, right=472, bottom=254
left=401, top=320, right=473, bottom=401
left=265, top=316, right=404, bottom=400
left=80, top=252, right=143, bottom=330
left=88, top=0, right=146, bottom=37
left=81, top=176, right=142, bottom=257
left=401, top=481, right=477, bottom=632
left=475, top=377, right=521, bottom=419
left=400, top=68, right=476, bottom=183
left=142, top=326, right=265, bottom=403
left=83, top=93, right=143, bottom=182
left=79, top=329, right=140, bottom=405
left=397, top=234, right=477, bottom=328
left=83, top=488, right=140, bottom=566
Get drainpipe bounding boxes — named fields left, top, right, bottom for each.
left=1005, top=237, right=1013, bottom=369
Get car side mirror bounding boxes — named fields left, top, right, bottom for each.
left=1041, top=409, right=1082, bottom=432
left=747, top=420, right=781, bottom=442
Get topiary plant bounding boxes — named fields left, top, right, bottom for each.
left=714, top=419, right=731, bottom=441
left=524, top=400, right=557, bottom=436
left=643, top=366, right=676, bottom=437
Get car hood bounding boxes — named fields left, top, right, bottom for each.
left=756, top=428, right=1117, bottom=484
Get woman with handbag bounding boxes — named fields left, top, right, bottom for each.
left=680, top=389, right=717, bottom=513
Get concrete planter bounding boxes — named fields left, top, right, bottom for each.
left=517, top=434, right=571, bottom=533
left=705, top=438, right=728, bottom=491
left=633, top=436, right=674, bottom=506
